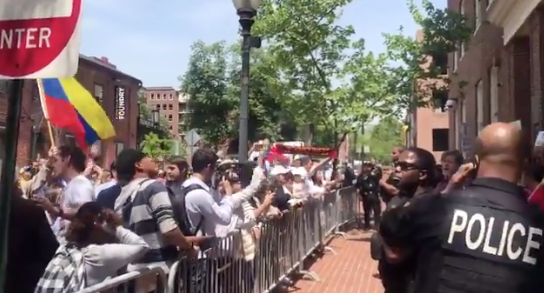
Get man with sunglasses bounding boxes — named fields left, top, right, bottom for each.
left=377, top=147, right=437, bottom=293
left=379, top=123, right=544, bottom=293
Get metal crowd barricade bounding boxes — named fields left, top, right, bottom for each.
left=80, top=266, right=168, bottom=293
left=82, top=186, right=359, bottom=293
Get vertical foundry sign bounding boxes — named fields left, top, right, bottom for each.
left=114, top=86, right=125, bottom=120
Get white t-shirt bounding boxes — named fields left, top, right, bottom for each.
left=62, top=175, right=95, bottom=209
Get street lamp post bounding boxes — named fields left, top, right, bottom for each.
left=232, top=0, right=262, bottom=162
left=151, top=109, right=160, bottom=128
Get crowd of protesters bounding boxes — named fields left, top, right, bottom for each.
left=6, top=139, right=354, bottom=293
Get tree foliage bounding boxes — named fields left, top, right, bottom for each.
left=383, top=0, right=472, bottom=111
left=254, top=0, right=356, bottom=133
left=139, top=132, right=173, bottom=159
left=177, top=0, right=472, bottom=148
left=366, top=118, right=404, bottom=164
left=180, top=41, right=287, bottom=148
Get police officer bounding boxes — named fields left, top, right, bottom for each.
left=357, top=161, right=382, bottom=230
left=378, top=147, right=437, bottom=293
left=380, top=123, right=544, bottom=293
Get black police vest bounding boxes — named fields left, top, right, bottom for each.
left=438, top=187, right=543, bottom=293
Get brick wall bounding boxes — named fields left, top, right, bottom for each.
left=447, top=0, right=505, bottom=152
left=0, top=57, right=141, bottom=169
left=0, top=81, right=38, bottom=166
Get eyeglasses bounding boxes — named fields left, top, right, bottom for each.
left=396, top=161, right=419, bottom=171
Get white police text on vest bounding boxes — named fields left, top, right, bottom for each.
left=447, top=209, right=542, bottom=265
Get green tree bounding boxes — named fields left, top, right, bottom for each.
left=253, top=0, right=356, bottom=136
left=140, top=133, right=173, bottom=159
left=383, top=0, right=472, bottom=112
left=180, top=41, right=293, bottom=148
left=180, top=41, right=234, bottom=147
left=366, top=118, right=404, bottom=164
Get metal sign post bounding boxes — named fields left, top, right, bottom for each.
left=0, top=1, right=83, bottom=291
left=0, top=80, right=24, bottom=291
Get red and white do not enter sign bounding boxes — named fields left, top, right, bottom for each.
left=0, top=0, right=82, bottom=79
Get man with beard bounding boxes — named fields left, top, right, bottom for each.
left=380, top=147, right=404, bottom=203
left=380, top=123, right=544, bottom=293
left=165, top=156, right=190, bottom=192
left=377, top=147, right=437, bottom=293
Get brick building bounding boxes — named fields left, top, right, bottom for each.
left=405, top=30, right=450, bottom=161
left=0, top=55, right=141, bottom=168
left=143, top=87, right=190, bottom=138
left=447, top=0, right=541, bottom=153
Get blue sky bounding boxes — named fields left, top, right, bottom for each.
left=81, top=0, right=445, bottom=88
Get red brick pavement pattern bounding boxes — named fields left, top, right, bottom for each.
left=291, top=230, right=384, bottom=293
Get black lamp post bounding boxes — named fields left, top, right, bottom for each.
left=151, top=109, right=160, bottom=128
left=232, top=0, right=262, bottom=162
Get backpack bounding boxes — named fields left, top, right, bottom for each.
left=168, top=183, right=205, bottom=236
left=35, top=244, right=86, bottom=293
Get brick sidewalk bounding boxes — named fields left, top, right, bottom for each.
left=289, top=230, right=383, bottom=293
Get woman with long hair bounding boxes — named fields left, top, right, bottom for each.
left=36, top=202, right=149, bottom=291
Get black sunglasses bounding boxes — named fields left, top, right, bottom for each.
left=396, top=161, right=420, bottom=171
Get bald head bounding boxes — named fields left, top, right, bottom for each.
left=475, top=122, right=523, bottom=165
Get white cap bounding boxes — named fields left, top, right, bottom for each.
left=291, top=167, right=307, bottom=177
left=271, top=165, right=290, bottom=176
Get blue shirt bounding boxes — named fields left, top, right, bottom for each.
left=96, top=184, right=122, bottom=210
left=94, top=180, right=117, bottom=198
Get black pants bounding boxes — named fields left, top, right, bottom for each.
left=361, top=192, right=381, bottom=229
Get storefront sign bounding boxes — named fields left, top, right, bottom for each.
left=114, top=86, right=126, bottom=120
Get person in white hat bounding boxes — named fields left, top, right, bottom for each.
left=269, top=165, right=292, bottom=210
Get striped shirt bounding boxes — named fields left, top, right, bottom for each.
left=117, top=178, right=178, bottom=265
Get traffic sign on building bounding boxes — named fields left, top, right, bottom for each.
left=0, top=0, right=82, bottom=79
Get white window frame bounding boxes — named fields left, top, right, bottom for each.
left=490, top=67, right=499, bottom=122
left=460, top=0, right=466, bottom=57
left=475, top=0, right=482, bottom=33
left=455, top=106, right=461, bottom=149
left=476, top=80, right=484, bottom=133
left=453, top=49, right=458, bottom=72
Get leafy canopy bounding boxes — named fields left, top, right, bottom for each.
left=383, top=0, right=472, bottom=110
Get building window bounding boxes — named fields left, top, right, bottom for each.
left=150, top=93, right=154, bottom=100
left=156, top=104, right=160, bottom=110
left=168, top=114, right=173, bottom=121
left=169, top=125, right=173, bottom=130
left=490, top=67, right=499, bottom=123
left=94, top=84, right=104, bottom=104
left=163, top=94, right=167, bottom=100
left=432, top=128, right=449, bottom=151
left=168, top=104, right=173, bottom=110
left=169, top=94, right=174, bottom=100
left=162, top=104, right=167, bottom=110
left=475, top=0, right=481, bottom=30
left=476, top=79, right=484, bottom=133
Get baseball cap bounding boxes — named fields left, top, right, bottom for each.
left=271, top=165, right=290, bottom=176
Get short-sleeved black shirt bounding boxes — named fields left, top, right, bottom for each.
left=381, top=178, right=544, bottom=293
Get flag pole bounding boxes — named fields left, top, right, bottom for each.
left=36, top=79, right=56, bottom=147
